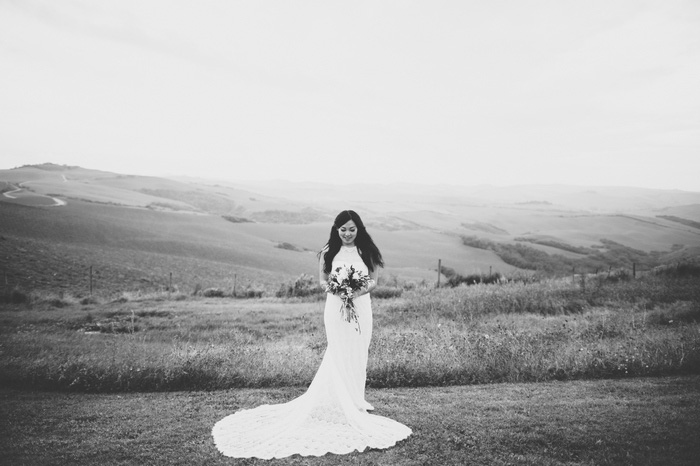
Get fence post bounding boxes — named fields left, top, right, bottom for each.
left=633, top=262, right=636, bottom=279
left=169, top=272, right=172, bottom=292
left=233, top=273, right=237, bottom=297
left=572, top=266, right=576, bottom=285
left=437, top=259, right=442, bottom=288
left=89, top=265, right=93, bottom=295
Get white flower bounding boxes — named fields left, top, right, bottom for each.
left=337, top=267, right=349, bottom=282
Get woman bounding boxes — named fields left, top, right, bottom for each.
left=212, top=210, right=411, bottom=459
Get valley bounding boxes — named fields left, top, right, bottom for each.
left=2, top=163, right=699, bottom=296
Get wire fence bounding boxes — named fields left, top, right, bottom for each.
left=0, top=264, right=271, bottom=302
left=2, top=258, right=697, bottom=301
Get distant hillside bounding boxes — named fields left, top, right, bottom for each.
left=221, top=179, right=700, bottom=214
left=2, top=163, right=700, bottom=294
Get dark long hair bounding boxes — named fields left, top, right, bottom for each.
left=319, top=210, right=384, bottom=274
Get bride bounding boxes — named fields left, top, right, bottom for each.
left=212, top=210, right=412, bottom=459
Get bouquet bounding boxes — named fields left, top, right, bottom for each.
left=325, top=265, right=371, bottom=333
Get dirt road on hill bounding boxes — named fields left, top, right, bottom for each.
left=1, top=182, right=66, bottom=206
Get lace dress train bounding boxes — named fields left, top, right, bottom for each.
left=212, top=247, right=411, bottom=459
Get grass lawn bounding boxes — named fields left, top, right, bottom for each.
left=1, top=376, right=699, bottom=466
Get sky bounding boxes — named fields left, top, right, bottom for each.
left=1, top=0, right=699, bottom=191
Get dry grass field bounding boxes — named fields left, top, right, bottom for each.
left=1, top=270, right=699, bottom=465
left=2, top=271, right=698, bottom=392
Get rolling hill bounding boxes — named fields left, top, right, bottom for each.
left=1, top=163, right=699, bottom=295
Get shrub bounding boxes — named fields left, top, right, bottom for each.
left=657, top=215, right=700, bottom=230
left=46, top=298, right=67, bottom=308
left=595, top=238, right=652, bottom=268
left=222, top=215, right=252, bottom=223
left=603, top=269, right=631, bottom=283
left=2, top=287, right=30, bottom=304
left=275, top=274, right=321, bottom=298
left=461, top=235, right=561, bottom=272
left=461, top=235, right=680, bottom=277
left=514, top=237, right=592, bottom=254
left=654, top=262, right=700, bottom=278
left=236, top=287, right=264, bottom=299
left=275, top=242, right=302, bottom=252
left=202, top=288, right=225, bottom=298
left=446, top=272, right=503, bottom=287
left=80, top=296, right=101, bottom=305
left=372, top=286, right=403, bottom=299
left=439, top=266, right=458, bottom=278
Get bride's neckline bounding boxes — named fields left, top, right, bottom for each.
left=340, top=245, right=356, bottom=249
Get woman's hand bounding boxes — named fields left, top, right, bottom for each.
left=357, top=279, right=375, bottom=297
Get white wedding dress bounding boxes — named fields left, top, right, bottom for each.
left=212, top=246, right=412, bottom=459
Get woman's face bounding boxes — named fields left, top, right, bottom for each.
left=337, top=220, right=358, bottom=246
